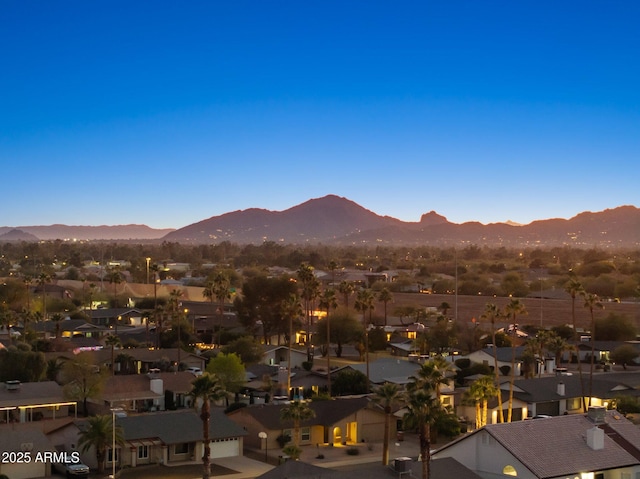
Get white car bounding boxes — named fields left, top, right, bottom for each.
left=187, top=367, right=203, bottom=376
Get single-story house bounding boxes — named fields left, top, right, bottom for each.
left=433, top=407, right=640, bottom=479
left=0, top=380, right=77, bottom=423
left=228, top=397, right=388, bottom=449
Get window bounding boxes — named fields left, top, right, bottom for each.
left=138, top=445, right=149, bottom=460
left=107, top=448, right=119, bottom=463
left=567, top=397, right=581, bottom=411
left=174, top=443, right=189, bottom=455
left=502, top=465, right=517, bottom=476
left=621, top=473, right=631, bottom=479
left=301, top=427, right=311, bottom=442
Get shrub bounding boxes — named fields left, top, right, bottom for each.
left=346, top=447, right=359, bottom=456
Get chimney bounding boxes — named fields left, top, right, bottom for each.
left=556, top=382, right=565, bottom=396
left=587, top=426, right=605, bottom=450
left=150, top=378, right=163, bottom=395
left=587, top=406, right=606, bottom=424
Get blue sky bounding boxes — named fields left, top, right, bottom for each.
left=2, top=1, right=639, bottom=229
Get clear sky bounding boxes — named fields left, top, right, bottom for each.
left=2, top=1, right=639, bottom=229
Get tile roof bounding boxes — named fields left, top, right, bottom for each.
left=483, top=411, right=640, bottom=478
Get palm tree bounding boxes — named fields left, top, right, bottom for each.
left=355, top=288, right=376, bottom=393
left=504, top=298, right=527, bottom=422
left=565, top=274, right=587, bottom=411
left=280, top=400, right=315, bottom=449
left=107, top=268, right=122, bottom=309
left=50, top=312, right=64, bottom=339
left=207, top=272, right=232, bottom=346
left=582, top=291, right=603, bottom=406
left=337, top=280, right=355, bottom=308
left=481, top=302, right=504, bottom=423
left=373, top=382, right=400, bottom=466
left=36, top=272, right=52, bottom=321
left=465, top=375, right=497, bottom=428
left=189, top=373, right=228, bottom=479
left=105, top=335, right=121, bottom=375
left=280, top=293, right=302, bottom=397
left=297, top=263, right=320, bottom=362
left=378, top=287, right=393, bottom=326
left=78, top=414, right=123, bottom=474
left=404, top=368, right=448, bottom=479
left=318, top=288, right=338, bottom=394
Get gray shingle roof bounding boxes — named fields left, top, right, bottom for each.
left=229, top=397, right=370, bottom=430
left=115, top=409, right=246, bottom=444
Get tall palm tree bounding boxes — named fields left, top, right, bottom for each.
left=373, top=382, right=400, bottom=466
left=404, top=365, right=449, bottom=479
left=355, top=288, right=376, bottom=393
left=565, top=274, right=587, bottom=411
left=297, top=264, right=320, bottom=362
left=582, top=291, right=603, bottom=406
left=36, top=272, right=52, bottom=321
left=337, top=280, right=355, bottom=308
left=318, top=288, right=338, bottom=395
left=78, top=414, right=123, bottom=474
left=280, top=400, right=315, bottom=449
left=280, top=293, right=302, bottom=397
left=105, top=335, right=121, bottom=375
left=504, top=298, right=527, bottom=422
left=378, top=287, right=393, bottom=326
left=189, top=373, right=228, bottom=479
left=481, top=302, right=504, bottom=423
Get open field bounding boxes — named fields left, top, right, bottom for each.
left=388, top=292, right=640, bottom=332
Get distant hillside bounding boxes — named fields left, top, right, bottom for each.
left=0, top=224, right=175, bottom=241
left=163, top=195, right=640, bottom=248
left=3, top=197, right=638, bottom=246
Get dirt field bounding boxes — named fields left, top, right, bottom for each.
left=387, top=292, right=640, bottom=332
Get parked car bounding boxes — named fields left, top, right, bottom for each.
left=53, top=460, right=90, bottom=477
left=187, top=367, right=203, bottom=376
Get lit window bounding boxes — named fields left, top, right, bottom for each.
left=502, top=465, right=517, bottom=476
left=301, top=427, right=311, bottom=442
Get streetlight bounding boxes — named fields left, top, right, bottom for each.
left=258, top=431, right=268, bottom=463
left=110, top=407, right=123, bottom=479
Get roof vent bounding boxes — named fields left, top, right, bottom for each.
left=5, top=380, right=21, bottom=391
left=587, top=426, right=605, bottom=450
left=587, top=406, right=606, bottom=424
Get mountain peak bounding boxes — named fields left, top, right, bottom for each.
left=419, top=211, right=449, bottom=226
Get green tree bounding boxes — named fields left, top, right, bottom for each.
left=206, top=353, right=246, bottom=394
left=373, top=382, right=400, bottom=466
left=610, top=344, right=639, bottom=370
left=280, top=400, right=315, bottom=448
left=78, top=415, right=123, bottom=474
left=189, top=373, right=228, bottom=479
left=0, top=347, right=46, bottom=382
left=62, top=353, right=107, bottom=416
left=331, top=368, right=369, bottom=396
left=222, top=336, right=263, bottom=365
left=595, top=313, right=637, bottom=341
left=313, top=307, right=362, bottom=358
left=203, top=272, right=231, bottom=346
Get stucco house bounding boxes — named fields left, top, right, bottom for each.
left=433, top=407, right=640, bottom=479
left=227, top=397, right=388, bottom=450
left=0, top=380, right=77, bottom=423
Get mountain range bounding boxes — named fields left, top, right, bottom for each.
left=2, top=195, right=639, bottom=247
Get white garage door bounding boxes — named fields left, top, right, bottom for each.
left=210, top=438, right=239, bottom=458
